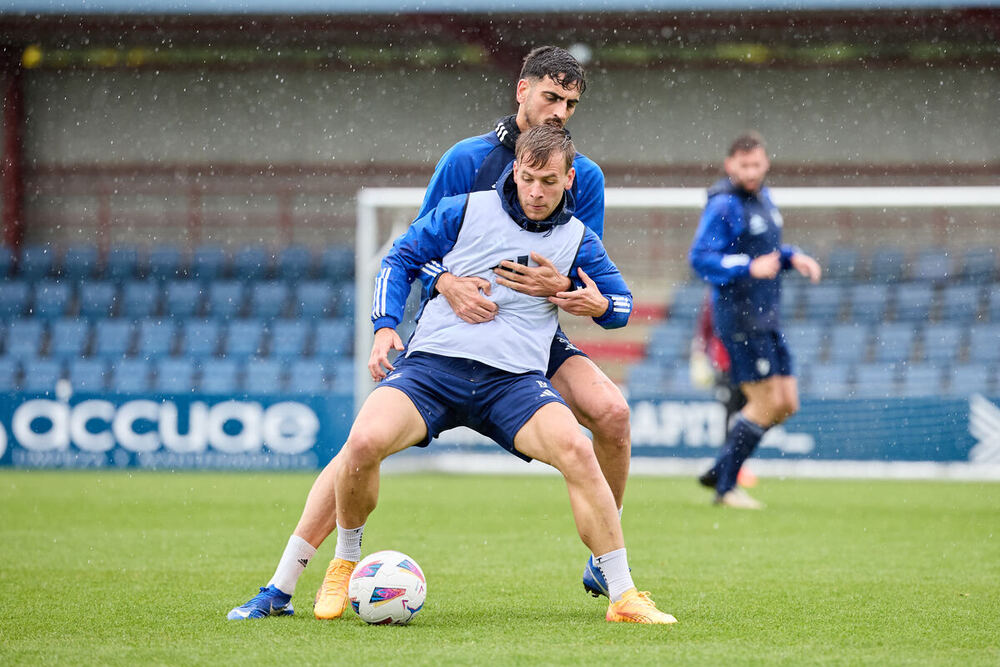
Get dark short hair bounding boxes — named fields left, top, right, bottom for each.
left=515, top=124, right=576, bottom=172
left=728, top=131, right=766, bottom=156
left=520, top=46, right=587, bottom=94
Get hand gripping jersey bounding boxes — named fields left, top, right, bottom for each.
left=372, top=167, right=631, bottom=374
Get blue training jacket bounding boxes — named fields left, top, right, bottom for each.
left=689, top=178, right=800, bottom=336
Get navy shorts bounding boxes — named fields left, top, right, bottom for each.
left=545, top=325, right=589, bottom=379
left=721, top=330, right=794, bottom=385
left=378, top=352, right=568, bottom=461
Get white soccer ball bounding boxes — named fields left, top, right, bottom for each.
left=348, top=550, right=427, bottom=625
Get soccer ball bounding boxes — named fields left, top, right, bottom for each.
left=348, top=550, right=427, bottom=625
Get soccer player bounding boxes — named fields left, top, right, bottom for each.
left=408, top=45, right=631, bottom=601
left=229, top=125, right=675, bottom=624
left=689, top=131, right=822, bottom=509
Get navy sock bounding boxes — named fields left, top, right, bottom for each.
left=714, top=414, right=767, bottom=495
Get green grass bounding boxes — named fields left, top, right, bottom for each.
left=1, top=471, right=998, bottom=666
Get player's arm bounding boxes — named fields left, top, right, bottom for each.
left=549, top=229, right=632, bottom=329
left=689, top=197, right=753, bottom=286
left=572, top=157, right=606, bottom=240
left=782, top=244, right=823, bottom=283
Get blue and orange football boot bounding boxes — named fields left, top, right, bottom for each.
left=226, top=585, right=293, bottom=620
left=606, top=588, right=677, bottom=624
left=582, top=555, right=610, bottom=598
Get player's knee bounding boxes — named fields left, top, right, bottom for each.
left=342, top=428, right=388, bottom=467
left=588, top=394, right=631, bottom=443
left=553, top=435, right=602, bottom=478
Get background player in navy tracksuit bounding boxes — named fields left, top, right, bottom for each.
left=408, top=46, right=631, bottom=598
left=689, top=131, right=822, bottom=509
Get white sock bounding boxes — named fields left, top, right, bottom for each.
left=266, top=535, right=316, bottom=595
left=618, top=506, right=623, bottom=520
left=334, top=522, right=365, bottom=562
left=595, top=548, right=635, bottom=602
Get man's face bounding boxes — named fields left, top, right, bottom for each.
left=515, top=75, right=581, bottom=130
left=513, top=151, right=576, bottom=221
left=724, top=146, right=770, bottom=193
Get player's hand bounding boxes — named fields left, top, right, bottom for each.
left=368, top=327, right=404, bottom=381
left=495, top=252, right=573, bottom=297
left=791, top=253, right=822, bottom=284
left=547, top=267, right=610, bottom=317
left=749, top=251, right=781, bottom=280
left=436, top=272, right=497, bottom=324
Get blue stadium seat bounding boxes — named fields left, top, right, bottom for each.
left=853, top=363, right=899, bottom=398
left=243, top=358, right=283, bottom=394
left=626, top=363, right=671, bottom=401
left=164, top=280, right=204, bottom=318
left=0, top=356, right=17, bottom=391
left=320, top=245, right=354, bottom=281
left=0, top=280, right=30, bottom=318
left=19, top=244, right=55, bottom=280
left=847, top=284, right=890, bottom=324
left=667, top=284, right=706, bottom=322
left=6, top=319, right=45, bottom=360
left=868, top=246, right=905, bottom=283
left=967, top=324, right=1000, bottom=364
left=645, top=321, right=691, bottom=363
left=270, top=319, right=310, bottom=359
left=147, top=245, right=185, bottom=281
left=911, top=247, right=953, bottom=283
left=294, top=281, right=335, bottom=319
left=329, top=358, right=356, bottom=391
left=121, top=280, right=161, bottom=319
left=136, top=319, right=177, bottom=359
left=334, top=282, right=355, bottom=319
left=48, top=318, right=91, bottom=360
left=827, top=323, right=871, bottom=363
left=921, top=323, right=964, bottom=364
left=233, top=246, right=271, bottom=281
left=32, top=280, right=73, bottom=320
left=105, top=246, right=140, bottom=282
left=938, top=284, right=982, bottom=323
left=314, top=318, right=353, bottom=359
left=898, top=363, right=944, bottom=398
left=277, top=245, right=314, bottom=282
left=824, top=246, right=862, bottom=282
left=21, top=359, right=62, bottom=394
left=61, top=245, right=99, bottom=280
left=68, top=358, right=108, bottom=392
left=0, top=245, right=13, bottom=278
left=200, top=358, right=240, bottom=394
left=93, top=319, right=134, bottom=359
left=987, top=285, right=1000, bottom=322
left=180, top=319, right=222, bottom=358
left=190, top=244, right=229, bottom=282
left=206, top=280, right=245, bottom=319
left=893, top=282, right=934, bottom=322
left=803, top=363, right=852, bottom=399
left=665, top=364, right=707, bottom=398
left=249, top=281, right=289, bottom=319
left=223, top=319, right=266, bottom=359
left=154, top=357, right=196, bottom=393
left=111, top=358, right=152, bottom=393
left=801, top=284, right=844, bottom=322
left=78, top=281, right=119, bottom=319
left=871, top=323, right=917, bottom=363
left=947, top=364, right=994, bottom=396
left=780, top=279, right=803, bottom=321
left=287, top=359, right=327, bottom=394
left=783, top=323, right=824, bottom=365
left=959, top=246, right=996, bottom=284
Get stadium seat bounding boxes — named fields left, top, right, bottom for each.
left=665, top=363, right=707, bottom=398
left=21, top=359, right=63, bottom=394
left=154, top=357, right=196, bottom=393
left=946, top=364, right=994, bottom=397
left=61, top=245, right=99, bottom=280
left=334, top=282, right=355, bottom=319
left=314, top=318, right=353, bottom=359
left=200, top=358, right=240, bottom=394
left=868, top=246, right=905, bottom=283
left=78, top=281, right=119, bottom=319
left=147, top=245, right=185, bottom=281
left=190, top=244, right=229, bottom=282
left=780, top=279, right=803, bottom=320
left=93, top=319, right=134, bottom=359
left=801, top=284, right=844, bottom=322
left=320, top=245, right=354, bottom=282
left=645, top=321, right=692, bottom=363
left=180, top=319, right=222, bottom=358
left=222, top=319, right=266, bottom=359
left=68, top=358, right=108, bottom=392
left=136, top=319, right=177, bottom=359
left=938, top=284, right=982, bottom=323
left=803, top=363, right=852, bottom=399
left=32, top=280, right=73, bottom=320
left=921, top=323, right=964, bottom=364
left=105, top=246, right=140, bottom=282
left=294, top=281, right=335, bottom=319
left=986, top=285, right=1000, bottom=322
left=893, top=282, right=934, bottom=322
left=0, top=280, right=30, bottom=318
left=827, top=323, right=871, bottom=363
left=233, top=246, right=272, bottom=281
left=121, top=280, right=161, bottom=319
left=276, top=244, right=314, bottom=282
left=898, top=363, right=944, bottom=398
left=270, top=319, right=310, bottom=359
left=824, top=246, right=862, bottom=282
left=249, top=281, right=290, bottom=319
left=626, top=363, right=671, bottom=400
left=6, top=319, right=45, bottom=360
left=967, top=324, right=1000, bottom=364
left=287, top=359, right=327, bottom=394
left=853, top=363, right=899, bottom=398
left=783, top=323, right=824, bottom=365
left=110, top=358, right=152, bottom=393
left=0, top=356, right=17, bottom=391
left=18, top=244, right=55, bottom=280
left=206, top=280, right=245, bottom=319
left=667, top=284, right=706, bottom=322
left=243, top=358, right=283, bottom=394
left=958, top=246, right=996, bottom=284
left=871, top=323, right=917, bottom=364
left=911, top=247, right=952, bottom=283
left=329, top=358, right=356, bottom=391
left=164, top=280, right=204, bottom=318
left=0, top=245, right=13, bottom=278
left=847, top=284, right=890, bottom=324
left=48, top=318, right=91, bottom=360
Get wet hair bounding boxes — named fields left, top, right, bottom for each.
left=728, top=131, right=767, bottom=156
left=515, top=124, right=576, bottom=172
left=519, top=46, right=587, bottom=94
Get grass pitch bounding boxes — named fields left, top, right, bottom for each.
left=1, top=470, right=998, bottom=666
